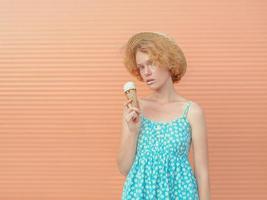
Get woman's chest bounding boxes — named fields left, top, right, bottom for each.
left=137, top=118, right=192, bottom=154
left=139, top=99, right=188, bottom=122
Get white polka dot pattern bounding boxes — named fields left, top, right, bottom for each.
left=121, top=101, right=199, bottom=199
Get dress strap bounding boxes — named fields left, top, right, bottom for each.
left=182, top=101, right=192, bottom=117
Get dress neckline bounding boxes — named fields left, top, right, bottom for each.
left=140, top=113, right=186, bottom=125
left=139, top=101, right=191, bottom=126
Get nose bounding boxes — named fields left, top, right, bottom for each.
left=143, top=65, right=152, bottom=76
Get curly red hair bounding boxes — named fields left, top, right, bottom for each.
left=120, top=31, right=187, bottom=83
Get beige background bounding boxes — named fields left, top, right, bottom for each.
left=0, top=0, right=267, bottom=199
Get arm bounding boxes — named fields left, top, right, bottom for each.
left=190, top=102, right=211, bottom=200
left=116, top=106, right=139, bottom=176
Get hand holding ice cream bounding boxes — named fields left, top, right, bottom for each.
left=122, top=81, right=141, bottom=133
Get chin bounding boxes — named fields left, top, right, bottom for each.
left=148, top=84, right=161, bottom=90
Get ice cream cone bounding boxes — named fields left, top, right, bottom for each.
left=123, top=81, right=140, bottom=108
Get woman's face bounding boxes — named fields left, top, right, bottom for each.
left=136, top=50, right=171, bottom=89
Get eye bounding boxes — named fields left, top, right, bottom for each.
left=147, top=60, right=152, bottom=65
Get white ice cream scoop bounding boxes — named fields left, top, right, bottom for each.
left=123, top=81, right=136, bottom=93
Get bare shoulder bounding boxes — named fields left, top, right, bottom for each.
left=189, top=100, right=205, bottom=115
left=188, top=100, right=206, bottom=126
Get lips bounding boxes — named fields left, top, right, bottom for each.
left=146, top=78, right=156, bottom=85
left=146, top=78, right=155, bottom=82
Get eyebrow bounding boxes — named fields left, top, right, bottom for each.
left=137, top=59, right=152, bottom=66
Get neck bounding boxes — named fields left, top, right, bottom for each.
left=150, top=78, right=179, bottom=104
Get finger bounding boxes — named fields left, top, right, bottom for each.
left=127, top=102, right=133, bottom=109
left=126, top=100, right=133, bottom=109
left=125, top=116, right=131, bottom=122
left=129, top=111, right=138, bottom=120
left=124, top=99, right=132, bottom=106
left=127, top=111, right=136, bottom=121
left=128, top=107, right=141, bottom=114
left=132, top=112, right=137, bottom=119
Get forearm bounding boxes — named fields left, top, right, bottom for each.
left=196, top=173, right=211, bottom=200
left=117, top=132, right=138, bottom=176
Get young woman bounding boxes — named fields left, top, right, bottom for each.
left=117, top=32, right=211, bottom=199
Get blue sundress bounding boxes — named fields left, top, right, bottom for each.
left=121, top=100, right=199, bottom=200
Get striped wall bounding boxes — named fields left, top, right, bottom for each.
left=0, top=0, right=267, bottom=199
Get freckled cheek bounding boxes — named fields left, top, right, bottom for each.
left=155, top=75, right=162, bottom=81
left=155, top=71, right=168, bottom=80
